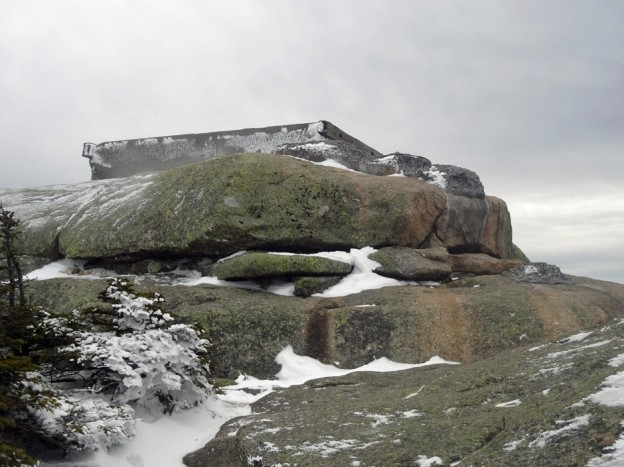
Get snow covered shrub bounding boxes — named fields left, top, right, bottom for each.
left=58, top=279, right=212, bottom=414
left=1, top=207, right=145, bottom=461
left=20, top=371, right=135, bottom=452
left=0, top=307, right=134, bottom=458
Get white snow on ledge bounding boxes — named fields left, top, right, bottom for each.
left=26, top=247, right=436, bottom=298
left=26, top=259, right=116, bottom=281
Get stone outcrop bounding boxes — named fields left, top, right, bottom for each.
left=187, top=310, right=624, bottom=466
left=274, top=140, right=393, bottom=177
left=0, top=153, right=518, bottom=265
left=276, top=145, right=486, bottom=199
left=504, top=262, right=574, bottom=285
left=2, top=124, right=621, bottom=466
left=26, top=274, right=624, bottom=379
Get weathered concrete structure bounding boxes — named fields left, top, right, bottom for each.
left=82, top=120, right=382, bottom=180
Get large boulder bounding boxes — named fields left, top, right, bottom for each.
left=451, top=253, right=524, bottom=275
left=369, top=246, right=452, bottom=281
left=279, top=146, right=487, bottom=198
left=1, top=153, right=517, bottom=262
left=210, top=252, right=352, bottom=280
left=292, top=275, right=344, bottom=297
left=434, top=194, right=517, bottom=259
left=480, top=195, right=517, bottom=259
left=59, top=154, right=446, bottom=259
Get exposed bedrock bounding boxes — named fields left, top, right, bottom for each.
left=0, top=153, right=518, bottom=264
left=188, top=308, right=624, bottom=466
left=25, top=274, right=624, bottom=379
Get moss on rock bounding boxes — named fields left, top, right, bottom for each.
left=293, top=275, right=344, bottom=297
left=211, top=252, right=352, bottom=280
left=13, top=154, right=445, bottom=260
left=195, top=317, right=624, bottom=466
left=25, top=273, right=624, bottom=379
left=369, top=246, right=451, bottom=281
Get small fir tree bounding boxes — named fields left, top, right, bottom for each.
left=26, top=281, right=213, bottom=454
left=55, top=278, right=212, bottom=414
left=0, top=204, right=38, bottom=466
left=0, top=204, right=25, bottom=309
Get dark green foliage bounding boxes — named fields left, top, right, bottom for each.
left=0, top=445, right=37, bottom=467
left=0, top=205, right=25, bottom=309
left=0, top=204, right=39, bottom=466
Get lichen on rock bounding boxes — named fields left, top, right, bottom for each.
left=210, top=252, right=352, bottom=281
left=369, top=246, right=452, bottom=281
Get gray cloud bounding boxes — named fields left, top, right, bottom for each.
left=0, top=0, right=622, bottom=283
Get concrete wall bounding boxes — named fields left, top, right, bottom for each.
left=82, top=120, right=382, bottom=180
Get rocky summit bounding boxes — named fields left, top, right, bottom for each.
left=2, top=126, right=624, bottom=466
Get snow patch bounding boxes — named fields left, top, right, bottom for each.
left=424, top=166, right=446, bottom=189
left=588, top=373, right=624, bottom=406
left=524, top=265, right=539, bottom=274
left=26, top=259, right=117, bottom=281
left=314, top=158, right=359, bottom=172
left=609, top=353, right=624, bottom=368
left=503, top=439, right=523, bottom=452
left=546, top=340, right=613, bottom=359
left=528, top=415, right=590, bottom=448
left=558, top=331, right=593, bottom=343
left=495, top=399, right=522, bottom=408
left=365, top=413, right=394, bottom=427
left=404, top=385, right=425, bottom=399
left=375, top=155, right=397, bottom=165
left=314, top=247, right=416, bottom=297
left=416, top=455, right=444, bottom=466
left=290, top=438, right=380, bottom=458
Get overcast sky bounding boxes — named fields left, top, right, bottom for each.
left=1, top=0, right=622, bottom=283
